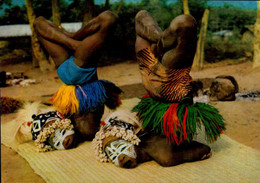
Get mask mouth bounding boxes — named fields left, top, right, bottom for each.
left=118, top=154, right=138, bottom=169
left=92, top=110, right=141, bottom=165
left=104, top=139, right=137, bottom=167
left=50, top=129, right=75, bottom=150
left=62, top=133, right=76, bottom=149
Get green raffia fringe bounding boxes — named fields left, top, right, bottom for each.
left=132, top=96, right=225, bottom=144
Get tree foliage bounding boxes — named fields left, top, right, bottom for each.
left=0, top=0, right=12, bottom=9
left=0, top=0, right=257, bottom=63
left=208, top=4, right=256, bottom=32
left=0, top=5, right=27, bottom=24
left=1, top=0, right=255, bottom=29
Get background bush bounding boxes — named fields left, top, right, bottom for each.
left=0, top=0, right=257, bottom=65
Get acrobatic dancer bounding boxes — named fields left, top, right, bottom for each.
left=132, top=10, right=225, bottom=166
left=33, top=11, right=122, bottom=145
left=93, top=10, right=225, bottom=168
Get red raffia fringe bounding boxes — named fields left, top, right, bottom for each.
left=163, top=103, right=188, bottom=145
left=142, top=93, right=150, bottom=98
left=183, top=107, right=188, bottom=140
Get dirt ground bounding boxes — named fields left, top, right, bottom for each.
left=1, top=59, right=260, bottom=182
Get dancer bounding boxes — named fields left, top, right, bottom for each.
left=34, top=11, right=122, bottom=141
left=132, top=10, right=225, bottom=167
left=92, top=11, right=225, bottom=168
left=133, top=9, right=225, bottom=142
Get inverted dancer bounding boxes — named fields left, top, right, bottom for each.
left=132, top=10, right=225, bottom=166
left=93, top=10, right=225, bottom=168
left=33, top=11, right=122, bottom=143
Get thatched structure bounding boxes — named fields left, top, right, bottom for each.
left=0, top=23, right=82, bottom=38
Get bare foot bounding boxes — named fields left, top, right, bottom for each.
left=135, top=10, right=162, bottom=43
left=201, top=151, right=212, bottom=160
left=58, top=25, right=74, bottom=38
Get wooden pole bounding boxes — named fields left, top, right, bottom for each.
left=253, top=2, right=260, bottom=68
left=52, top=0, right=61, bottom=26
left=25, top=0, right=50, bottom=71
left=192, top=9, right=209, bottom=71
left=48, top=0, right=62, bottom=69
left=183, top=0, right=190, bottom=15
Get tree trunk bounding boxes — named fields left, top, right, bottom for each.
left=192, top=9, right=209, bottom=71
left=82, top=0, right=94, bottom=27
left=116, top=0, right=124, bottom=15
left=25, top=0, right=50, bottom=71
left=253, top=2, right=260, bottom=68
left=52, top=0, right=61, bottom=26
left=183, top=0, right=190, bottom=15
left=49, top=0, right=61, bottom=69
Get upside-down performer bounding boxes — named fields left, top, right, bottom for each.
left=92, top=11, right=225, bottom=169
left=34, top=11, right=122, bottom=141
left=131, top=10, right=225, bottom=166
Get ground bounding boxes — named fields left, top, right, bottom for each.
left=1, top=59, right=260, bottom=182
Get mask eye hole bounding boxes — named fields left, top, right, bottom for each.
left=56, top=141, right=60, bottom=146
left=121, top=146, right=126, bottom=151
left=62, top=130, right=66, bottom=135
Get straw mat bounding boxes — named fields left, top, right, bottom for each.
left=1, top=98, right=260, bottom=183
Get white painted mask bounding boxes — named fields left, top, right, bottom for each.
left=105, top=139, right=137, bottom=166
left=52, top=129, right=75, bottom=150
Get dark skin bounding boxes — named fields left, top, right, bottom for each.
left=34, top=10, right=117, bottom=68
left=116, top=10, right=210, bottom=168
left=34, top=11, right=117, bottom=142
left=137, top=134, right=211, bottom=167
left=135, top=10, right=197, bottom=69
left=116, top=134, right=211, bottom=169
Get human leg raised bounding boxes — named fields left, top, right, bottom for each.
left=135, top=10, right=197, bottom=69
left=160, top=14, right=197, bottom=69
left=34, top=16, right=73, bottom=67
left=135, top=10, right=162, bottom=55
left=34, top=11, right=117, bottom=68
left=74, top=11, right=117, bottom=68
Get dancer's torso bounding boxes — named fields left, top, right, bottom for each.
left=137, top=48, right=192, bottom=102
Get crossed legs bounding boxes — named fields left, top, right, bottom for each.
left=34, top=11, right=117, bottom=68
left=135, top=10, right=197, bottom=69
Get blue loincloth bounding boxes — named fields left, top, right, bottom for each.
left=52, top=56, right=122, bottom=115
left=57, top=56, right=97, bottom=85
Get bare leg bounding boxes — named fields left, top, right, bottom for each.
left=135, top=10, right=197, bottom=69
left=36, top=37, right=71, bottom=67
left=135, top=10, right=162, bottom=55
left=34, top=16, right=78, bottom=67
left=34, top=11, right=117, bottom=68
left=73, top=11, right=117, bottom=68
left=70, top=17, right=102, bottom=40
left=34, top=16, right=80, bottom=51
left=160, top=15, right=197, bottom=69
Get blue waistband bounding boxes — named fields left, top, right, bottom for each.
left=57, top=56, right=97, bottom=85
